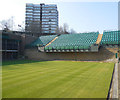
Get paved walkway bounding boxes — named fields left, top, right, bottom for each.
left=111, top=63, right=118, bottom=99
left=118, top=62, right=120, bottom=99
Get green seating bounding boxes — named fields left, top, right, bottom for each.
left=78, top=46, right=83, bottom=49
left=65, top=46, right=70, bottom=50
left=45, top=32, right=99, bottom=50
left=74, top=46, right=79, bottom=50
left=101, top=31, right=119, bottom=45
left=61, top=46, right=65, bottom=50
left=27, top=35, right=57, bottom=47
left=49, top=47, right=52, bottom=50
left=70, top=46, right=74, bottom=50
left=56, top=46, right=60, bottom=50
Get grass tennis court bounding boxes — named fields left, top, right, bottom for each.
left=2, top=60, right=114, bottom=98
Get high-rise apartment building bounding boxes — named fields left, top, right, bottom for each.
left=25, top=3, right=58, bottom=36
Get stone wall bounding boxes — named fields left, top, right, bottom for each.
left=20, top=34, right=37, bottom=55
left=25, top=47, right=118, bottom=62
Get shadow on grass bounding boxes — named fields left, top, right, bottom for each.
left=2, top=60, right=46, bottom=66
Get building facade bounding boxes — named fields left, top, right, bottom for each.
left=1, top=31, right=21, bottom=60
left=1, top=30, right=38, bottom=60
left=25, top=3, right=58, bottom=36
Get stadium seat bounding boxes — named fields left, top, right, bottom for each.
left=101, top=31, right=119, bottom=45
left=45, top=32, right=99, bottom=51
left=28, top=35, right=57, bottom=47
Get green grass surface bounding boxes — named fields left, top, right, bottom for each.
left=2, top=60, right=114, bottom=98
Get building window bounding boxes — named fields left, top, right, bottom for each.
left=42, top=19, right=49, bottom=21
left=26, top=12, right=32, bottom=14
left=34, top=10, right=40, bottom=12
left=50, top=30, right=56, bottom=33
left=33, top=13, right=40, bottom=15
left=42, top=28, right=49, bottom=30
left=42, top=31, right=49, bottom=33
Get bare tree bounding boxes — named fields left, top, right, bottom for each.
left=57, top=23, right=70, bottom=34
left=59, top=26, right=64, bottom=34
left=55, top=26, right=60, bottom=34
left=63, top=23, right=69, bottom=34
left=70, top=28, right=76, bottom=34
left=0, top=16, right=15, bottom=31
left=18, top=21, right=25, bottom=32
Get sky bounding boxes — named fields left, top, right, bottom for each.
left=0, top=0, right=119, bottom=34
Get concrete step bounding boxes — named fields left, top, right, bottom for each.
left=96, top=34, right=103, bottom=44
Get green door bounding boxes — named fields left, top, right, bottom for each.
left=115, top=53, right=118, bottom=58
